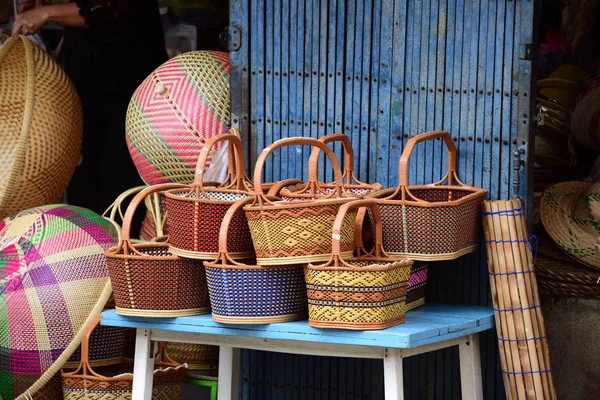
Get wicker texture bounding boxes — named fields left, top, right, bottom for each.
left=105, top=185, right=210, bottom=317
left=126, top=50, right=230, bottom=185
left=61, top=316, right=187, bottom=400
left=369, top=131, right=487, bottom=261
left=65, top=324, right=126, bottom=369
left=277, top=134, right=382, bottom=200
left=305, top=199, right=413, bottom=330
left=0, top=35, right=82, bottom=219
left=245, top=137, right=356, bottom=265
left=165, top=132, right=254, bottom=260
left=0, top=205, right=118, bottom=400
left=203, top=198, right=307, bottom=324
left=405, top=262, right=429, bottom=311
left=166, top=343, right=218, bottom=371
left=536, top=253, right=600, bottom=299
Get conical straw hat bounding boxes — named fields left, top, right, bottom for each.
left=540, top=181, right=600, bottom=270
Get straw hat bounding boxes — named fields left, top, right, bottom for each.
left=540, top=181, right=600, bottom=270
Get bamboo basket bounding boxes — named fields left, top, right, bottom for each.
left=166, top=343, right=218, bottom=371
left=275, top=133, right=382, bottom=200
left=482, top=199, right=556, bottom=400
left=165, top=131, right=255, bottom=260
left=61, top=316, right=187, bottom=400
left=105, top=184, right=210, bottom=317
left=204, top=198, right=307, bottom=324
left=369, top=131, right=487, bottom=261
left=245, top=137, right=356, bottom=265
left=305, top=199, right=413, bottom=330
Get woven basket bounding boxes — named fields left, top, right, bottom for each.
left=369, top=131, right=488, bottom=261
left=61, top=316, right=187, bottom=400
left=203, top=198, right=307, bottom=324
left=405, top=262, right=428, bottom=311
left=126, top=50, right=230, bottom=185
left=305, top=199, right=413, bottom=330
left=166, top=343, right=218, bottom=371
left=165, top=131, right=254, bottom=260
left=105, top=184, right=210, bottom=317
left=0, top=34, right=82, bottom=219
left=245, top=137, right=356, bottom=265
left=64, top=323, right=126, bottom=369
left=536, top=253, right=600, bottom=299
left=276, top=134, right=382, bottom=200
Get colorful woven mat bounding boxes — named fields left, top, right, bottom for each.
left=0, top=205, right=117, bottom=399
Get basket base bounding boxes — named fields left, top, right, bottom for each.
left=186, top=363, right=218, bottom=371
left=388, top=244, right=478, bottom=261
left=308, top=315, right=405, bottom=330
left=63, top=356, right=123, bottom=369
left=212, top=312, right=307, bottom=324
left=116, top=306, right=210, bottom=317
left=169, top=246, right=254, bottom=260
left=404, top=297, right=425, bottom=312
left=256, top=251, right=354, bottom=266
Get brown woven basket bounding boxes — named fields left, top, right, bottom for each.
left=245, top=137, right=356, bottom=265
left=165, top=131, right=255, bottom=260
left=536, top=253, right=600, bottom=299
left=369, top=131, right=488, bottom=261
left=305, top=199, right=413, bottom=330
left=61, top=316, right=187, bottom=400
left=166, top=343, right=218, bottom=371
left=0, top=34, right=82, bottom=219
left=276, top=133, right=382, bottom=200
left=105, top=184, right=210, bottom=317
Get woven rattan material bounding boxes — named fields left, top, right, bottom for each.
left=245, top=203, right=356, bottom=264
left=406, top=262, right=428, bottom=311
left=535, top=253, right=600, bottom=299
left=32, top=376, right=63, bottom=400
left=369, top=131, right=487, bottom=261
left=0, top=205, right=117, bottom=399
left=62, top=318, right=187, bottom=400
left=126, top=51, right=230, bottom=185
left=165, top=132, right=255, bottom=260
left=166, top=343, right=218, bottom=371
left=65, top=325, right=126, bottom=369
left=305, top=199, right=413, bottom=330
left=105, top=184, right=210, bottom=317
left=0, top=35, right=82, bottom=219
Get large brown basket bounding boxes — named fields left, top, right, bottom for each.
left=369, top=131, right=488, bottom=261
left=305, top=199, right=413, bottom=330
left=0, top=34, right=82, bottom=219
left=165, top=131, right=255, bottom=260
left=166, top=343, right=219, bottom=371
left=245, top=137, right=356, bottom=265
left=105, top=184, right=210, bottom=317
left=275, top=133, right=382, bottom=200
left=61, top=316, right=187, bottom=400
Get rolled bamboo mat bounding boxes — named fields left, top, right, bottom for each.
left=482, top=199, right=557, bottom=400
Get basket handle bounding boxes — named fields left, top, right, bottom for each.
left=399, top=130, right=457, bottom=187
left=193, top=130, right=250, bottom=192
left=307, top=133, right=364, bottom=185
left=331, top=199, right=384, bottom=259
left=119, top=183, right=187, bottom=250
left=252, top=137, right=345, bottom=199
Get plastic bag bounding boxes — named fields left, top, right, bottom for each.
left=203, top=140, right=230, bottom=183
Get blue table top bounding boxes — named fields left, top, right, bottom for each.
left=101, top=304, right=494, bottom=349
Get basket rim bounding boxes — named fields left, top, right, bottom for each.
left=203, top=261, right=304, bottom=270
left=244, top=196, right=353, bottom=211
left=164, top=187, right=252, bottom=205
left=306, top=258, right=412, bottom=272
left=369, top=185, right=488, bottom=207
left=105, top=242, right=181, bottom=260
left=307, top=315, right=406, bottom=330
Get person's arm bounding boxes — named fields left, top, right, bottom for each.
left=12, top=3, right=86, bottom=37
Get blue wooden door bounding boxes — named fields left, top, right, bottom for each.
left=230, top=0, right=535, bottom=398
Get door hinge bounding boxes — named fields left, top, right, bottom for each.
left=219, top=25, right=242, bottom=51
left=520, top=43, right=533, bottom=61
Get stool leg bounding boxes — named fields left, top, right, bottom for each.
left=459, top=334, right=484, bottom=400
left=383, top=348, right=405, bottom=400
left=132, top=329, right=155, bottom=400
left=218, top=346, right=240, bottom=400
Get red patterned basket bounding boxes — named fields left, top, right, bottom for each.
left=245, top=137, right=356, bottom=266
left=405, top=262, right=429, bottom=311
left=204, top=198, right=307, bottom=324
left=304, top=199, right=413, bottom=330
left=105, top=184, right=210, bottom=317
left=276, top=133, right=382, bottom=200
left=165, top=131, right=255, bottom=260
left=369, top=131, right=488, bottom=261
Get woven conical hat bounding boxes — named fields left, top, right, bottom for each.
left=540, top=181, right=600, bottom=270
left=0, top=205, right=117, bottom=399
left=0, top=34, right=82, bottom=219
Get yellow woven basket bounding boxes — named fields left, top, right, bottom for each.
left=0, top=34, right=82, bottom=219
